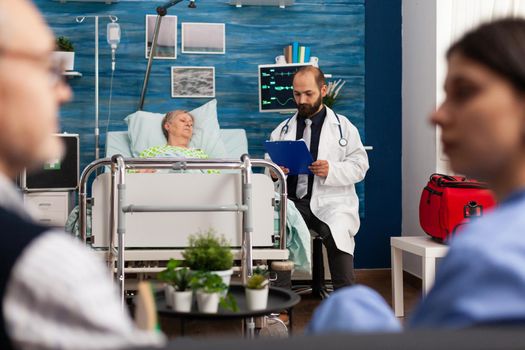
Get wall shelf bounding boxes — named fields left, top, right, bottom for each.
left=229, top=0, right=293, bottom=8
left=63, top=71, right=83, bottom=78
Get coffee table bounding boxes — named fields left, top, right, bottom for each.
left=156, top=284, right=301, bottom=337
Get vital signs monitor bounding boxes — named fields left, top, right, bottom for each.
left=258, top=63, right=313, bottom=113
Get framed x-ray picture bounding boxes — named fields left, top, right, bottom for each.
left=171, top=66, right=215, bottom=98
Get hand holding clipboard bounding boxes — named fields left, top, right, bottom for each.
left=264, top=140, right=313, bottom=175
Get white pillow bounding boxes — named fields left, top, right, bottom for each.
left=124, top=99, right=228, bottom=158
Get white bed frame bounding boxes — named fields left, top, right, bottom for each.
left=79, top=155, right=288, bottom=304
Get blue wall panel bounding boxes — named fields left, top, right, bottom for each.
left=357, top=0, right=402, bottom=268
left=35, top=0, right=365, bottom=170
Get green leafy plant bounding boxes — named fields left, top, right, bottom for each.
left=190, top=271, right=227, bottom=293
left=246, top=274, right=269, bottom=290
left=190, top=271, right=238, bottom=312
left=157, top=259, right=192, bottom=291
left=182, top=230, right=233, bottom=271
left=246, top=267, right=270, bottom=290
left=323, top=79, right=346, bottom=108
left=55, top=36, right=74, bottom=52
left=220, top=292, right=239, bottom=312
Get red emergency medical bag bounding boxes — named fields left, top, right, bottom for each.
left=419, top=174, right=496, bottom=242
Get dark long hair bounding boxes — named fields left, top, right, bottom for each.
left=448, top=18, right=525, bottom=92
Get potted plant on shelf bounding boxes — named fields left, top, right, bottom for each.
left=323, top=79, right=346, bottom=109
left=245, top=268, right=270, bottom=311
left=190, top=271, right=238, bottom=313
left=53, top=36, right=75, bottom=71
left=157, top=259, right=193, bottom=312
left=182, top=230, right=234, bottom=291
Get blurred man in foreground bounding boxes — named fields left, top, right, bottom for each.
left=0, top=1, right=164, bottom=349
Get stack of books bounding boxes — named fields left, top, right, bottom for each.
left=283, top=42, right=311, bottom=64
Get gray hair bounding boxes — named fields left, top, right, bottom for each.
left=161, top=110, right=193, bottom=140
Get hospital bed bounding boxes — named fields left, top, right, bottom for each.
left=79, top=130, right=289, bottom=300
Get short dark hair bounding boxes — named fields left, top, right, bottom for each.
left=447, top=18, right=525, bottom=92
left=161, top=110, right=193, bottom=140
left=293, top=66, right=326, bottom=90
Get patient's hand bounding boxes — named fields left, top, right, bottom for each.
left=270, top=166, right=289, bottom=180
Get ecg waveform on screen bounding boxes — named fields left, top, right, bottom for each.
left=262, top=97, right=295, bottom=106
left=260, top=65, right=309, bottom=111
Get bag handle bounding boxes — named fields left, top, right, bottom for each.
left=430, top=173, right=457, bottom=182
left=430, top=173, right=488, bottom=188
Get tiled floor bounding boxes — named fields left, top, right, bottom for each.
left=158, top=269, right=422, bottom=338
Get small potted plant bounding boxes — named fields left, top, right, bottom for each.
left=245, top=268, right=270, bottom=311
left=157, top=259, right=193, bottom=312
left=183, top=230, right=234, bottom=291
left=158, top=261, right=176, bottom=308
left=190, top=271, right=235, bottom=313
left=323, top=79, right=346, bottom=109
left=53, top=36, right=75, bottom=71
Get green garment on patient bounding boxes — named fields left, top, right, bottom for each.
left=139, top=145, right=209, bottom=159
left=139, top=145, right=218, bottom=174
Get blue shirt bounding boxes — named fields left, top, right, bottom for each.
left=307, top=189, right=525, bottom=334
left=410, top=189, right=525, bottom=328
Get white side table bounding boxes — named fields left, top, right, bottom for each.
left=390, top=236, right=449, bottom=317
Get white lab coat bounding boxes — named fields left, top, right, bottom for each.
left=268, top=106, right=369, bottom=255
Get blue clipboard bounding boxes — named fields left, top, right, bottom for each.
left=264, top=140, right=313, bottom=175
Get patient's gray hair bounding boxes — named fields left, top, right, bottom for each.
left=162, top=110, right=193, bottom=140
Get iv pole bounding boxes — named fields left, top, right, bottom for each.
left=139, top=0, right=196, bottom=110
left=76, top=15, right=119, bottom=160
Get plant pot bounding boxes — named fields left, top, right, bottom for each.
left=172, top=290, right=193, bottom=312
left=245, top=287, right=269, bottom=311
left=196, top=291, right=220, bottom=313
left=213, top=269, right=233, bottom=296
left=164, top=285, right=175, bottom=308
left=52, top=51, right=75, bottom=71
left=213, top=268, right=234, bottom=286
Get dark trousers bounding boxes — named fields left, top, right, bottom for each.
left=291, top=198, right=355, bottom=289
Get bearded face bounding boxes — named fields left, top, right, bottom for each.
left=297, top=93, right=323, bottom=118
left=293, top=71, right=327, bottom=119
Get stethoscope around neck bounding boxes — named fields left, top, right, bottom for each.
left=280, top=112, right=348, bottom=147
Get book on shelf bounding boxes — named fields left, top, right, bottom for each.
left=292, top=41, right=299, bottom=63
left=284, top=45, right=292, bottom=63
left=282, top=43, right=312, bottom=64
left=299, top=46, right=305, bottom=63
left=304, top=46, right=311, bottom=63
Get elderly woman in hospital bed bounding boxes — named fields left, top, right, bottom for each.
left=66, top=104, right=312, bottom=274
left=130, top=109, right=312, bottom=273
left=135, top=110, right=218, bottom=174
left=139, top=110, right=208, bottom=160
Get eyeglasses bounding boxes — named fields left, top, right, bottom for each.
left=0, top=48, right=67, bottom=87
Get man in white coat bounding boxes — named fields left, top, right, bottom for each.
left=269, top=66, right=369, bottom=289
